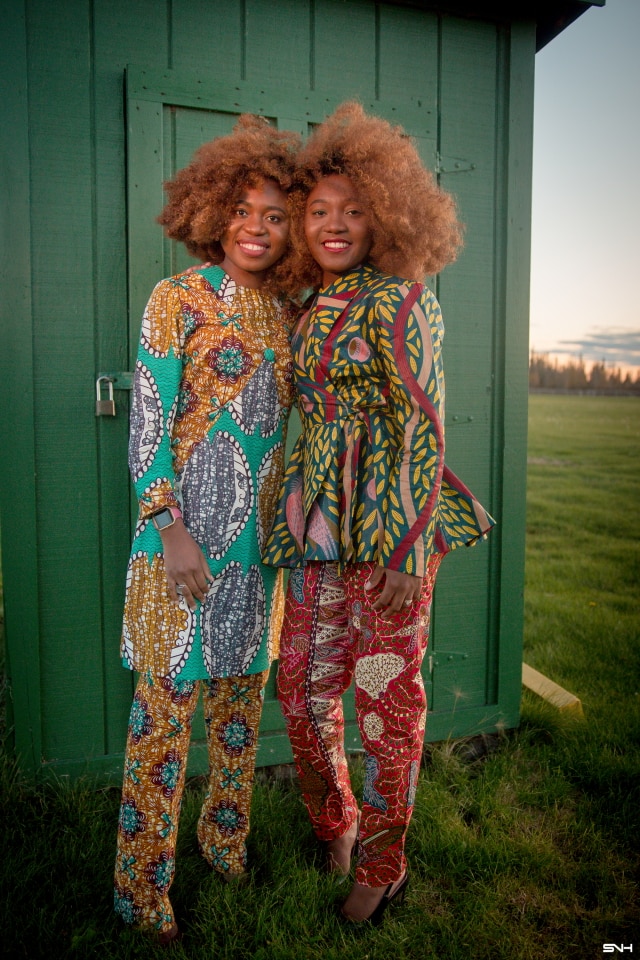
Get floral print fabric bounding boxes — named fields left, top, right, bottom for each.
left=114, top=670, right=268, bottom=933
left=277, top=556, right=441, bottom=887
left=122, top=265, right=294, bottom=680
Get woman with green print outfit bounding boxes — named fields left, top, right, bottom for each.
left=113, top=115, right=300, bottom=944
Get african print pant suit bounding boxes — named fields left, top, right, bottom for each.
left=278, top=557, right=441, bottom=887
left=264, top=264, right=494, bottom=887
left=115, top=264, right=294, bottom=935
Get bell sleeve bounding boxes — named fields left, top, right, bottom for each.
left=374, top=282, right=446, bottom=577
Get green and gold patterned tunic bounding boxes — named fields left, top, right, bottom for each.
left=122, top=264, right=294, bottom=680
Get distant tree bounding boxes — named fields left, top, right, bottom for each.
left=529, top=350, right=640, bottom=394
left=589, top=361, right=608, bottom=391
left=567, top=356, right=588, bottom=390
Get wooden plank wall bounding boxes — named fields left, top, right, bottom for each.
left=0, top=0, right=534, bottom=778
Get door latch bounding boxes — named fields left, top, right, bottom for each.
left=95, top=376, right=116, bottom=416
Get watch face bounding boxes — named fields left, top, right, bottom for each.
left=153, top=509, right=174, bottom=530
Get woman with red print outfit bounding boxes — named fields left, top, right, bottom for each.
left=113, top=116, right=300, bottom=945
left=263, top=103, right=494, bottom=925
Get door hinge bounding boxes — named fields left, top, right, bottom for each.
left=436, top=153, right=476, bottom=175
left=428, top=651, right=470, bottom=674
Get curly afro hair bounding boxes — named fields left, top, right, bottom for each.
left=278, top=101, right=463, bottom=295
left=157, top=114, right=301, bottom=290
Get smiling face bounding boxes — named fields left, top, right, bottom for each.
left=219, top=179, right=290, bottom=288
left=304, top=174, right=374, bottom=287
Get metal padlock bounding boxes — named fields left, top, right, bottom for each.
left=95, top=376, right=116, bottom=416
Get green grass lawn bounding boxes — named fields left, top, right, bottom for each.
left=525, top=396, right=639, bottom=745
left=2, top=394, right=639, bottom=959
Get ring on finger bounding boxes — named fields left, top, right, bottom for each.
left=403, top=598, right=412, bottom=606
left=176, top=583, right=186, bottom=596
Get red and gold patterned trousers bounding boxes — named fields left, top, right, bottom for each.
left=114, top=668, right=268, bottom=934
left=278, top=557, right=441, bottom=887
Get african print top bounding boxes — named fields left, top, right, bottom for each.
left=121, top=264, right=295, bottom=680
left=263, top=263, right=494, bottom=578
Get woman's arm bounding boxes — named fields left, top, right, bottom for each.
left=129, top=279, right=212, bottom=609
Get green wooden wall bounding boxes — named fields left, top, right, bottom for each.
left=1, top=0, right=537, bottom=781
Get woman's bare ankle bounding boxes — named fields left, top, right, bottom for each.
left=325, top=816, right=359, bottom=875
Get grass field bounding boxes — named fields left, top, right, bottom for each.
left=1, top=394, right=639, bottom=959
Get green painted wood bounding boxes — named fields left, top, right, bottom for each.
left=427, top=16, right=502, bottom=719
left=92, top=0, right=171, bottom=758
left=378, top=4, right=439, bottom=104
left=165, top=107, right=238, bottom=276
left=126, top=64, right=439, bottom=134
left=171, top=0, right=244, bottom=80
left=244, top=0, right=311, bottom=88
left=495, top=19, right=535, bottom=725
left=0, top=0, right=42, bottom=776
left=313, top=0, right=377, bottom=94
left=26, top=0, right=109, bottom=764
left=127, top=98, right=165, bottom=341
left=381, top=0, right=602, bottom=52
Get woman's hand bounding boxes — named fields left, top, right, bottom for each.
left=365, top=565, right=423, bottom=618
left=160, top=521, right=212, bottom=610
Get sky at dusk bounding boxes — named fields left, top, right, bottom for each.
left=530, top=0, right=640, bottom=370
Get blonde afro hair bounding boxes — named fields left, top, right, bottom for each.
left=278, top=101, right=463, bottom=294
left=157, top=114, right=301, bottom=288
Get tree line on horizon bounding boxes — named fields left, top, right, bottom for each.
left=529, top=351, right=640, bottom=394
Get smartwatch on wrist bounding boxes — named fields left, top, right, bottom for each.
left=151, top=506, right=182, bottom=531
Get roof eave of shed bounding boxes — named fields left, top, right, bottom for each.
left=531, top=0, right=606, bottom=50
left=382, top=1, right=605, bottom=51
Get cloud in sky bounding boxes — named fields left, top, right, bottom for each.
left=551, top=327, right=640, bottom=368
